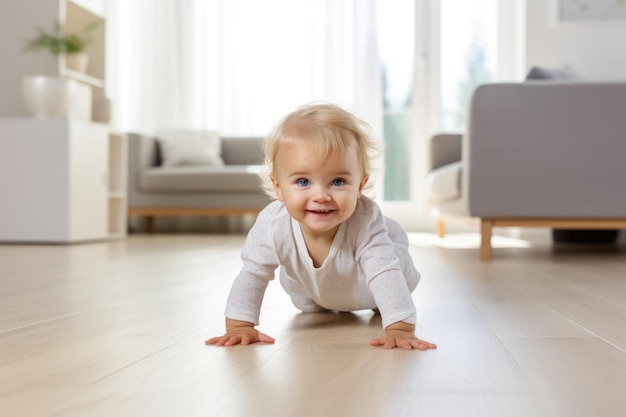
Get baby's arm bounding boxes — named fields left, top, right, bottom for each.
left=370, top=321, right=436, bottom=350
left=365, top=260, right=436, bottom=350
left=206, top=205, right=281, bottom=347
left=205, top=318, right=275, bottom=346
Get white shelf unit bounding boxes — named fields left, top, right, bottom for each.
left=0, top=0, right=107, bottom=121
left=0, top=1, right=126, bottom=243
left=0, top=119, right=126, bottom=243
left=107, top=133, right=127, bottom=238
left=60, top=67, right=106, bottom=89
left=63, top=0, right=108, bottom=121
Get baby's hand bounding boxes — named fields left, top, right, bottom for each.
left=370, top=321, right=437, bottom=351
left=205, top=318, right=275, bottom=347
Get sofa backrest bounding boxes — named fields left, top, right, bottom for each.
left=221, top=136, right=264, bottom=165
left=466, top=81, right=626, bottom=217
left=127, top=133, right=265, bottom=169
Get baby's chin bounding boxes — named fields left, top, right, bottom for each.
left=298, top=219, right=342, bottom=236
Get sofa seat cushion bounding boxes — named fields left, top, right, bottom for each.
left=140, top=165, right=266, bottom=193
left=426, top=161, right=462, bottom=202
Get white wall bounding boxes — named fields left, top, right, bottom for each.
left=72, top=0, right=105, bottom=16
left=0, top=1, right=60, bottom=117
left=526, top=0, right=626, bottom=80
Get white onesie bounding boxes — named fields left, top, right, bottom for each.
left=224, top=196, right=420, bottom=329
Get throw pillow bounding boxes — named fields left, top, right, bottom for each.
left=525, top=65, right=581, bottom=81
left=157, top=129, right=224, bottom=167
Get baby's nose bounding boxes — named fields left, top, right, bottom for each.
left=312, top=186, right=331, bottom=201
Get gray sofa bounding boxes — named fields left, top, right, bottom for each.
left=426, top=81, right=626, bottom=260
left=127, top=133, right=273, bottom=232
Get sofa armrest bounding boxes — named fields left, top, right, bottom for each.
left=429, top=133, right=462, bottom=171
left=127, top=133, right=160, bottom=171
left=466, top=81, right=626, bottom=218
left=127, top=133, right=160, bottom=205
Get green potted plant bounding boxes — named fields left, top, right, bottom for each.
left=24, top=20, right=99, bottom=73
left=21, top=20, right=100, bottom=119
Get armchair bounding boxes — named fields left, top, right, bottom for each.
left=426, top=81, right=626, bottom=260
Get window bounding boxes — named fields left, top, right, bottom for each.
left=378, top=0, right=503, bottom=209
left=377, top=0, right=415, bottom=201
left=440, top=0, right=498, bottom=130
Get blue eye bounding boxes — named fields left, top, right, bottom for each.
left=296, top=178, right=310, bottom=187
left=331, top=178, right=345, bottom=187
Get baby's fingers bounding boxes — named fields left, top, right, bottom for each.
left=205, top=331, right=275, bottom=347
left=369, top=337, right=388, bottom=347
left=204, top=334, right=241, bottom=346
left=204, top=336, right=221, bottom=345
left=412, top=339, right=437, bottom=350
left=370, top=336, right=437, bottom=350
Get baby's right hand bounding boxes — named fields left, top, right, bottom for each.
left=205, top=318, right=275, bottom=346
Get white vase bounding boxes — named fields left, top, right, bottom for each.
left=65, top=52, right=89, bottom=73
left=21, top=76, right=78, bottom=119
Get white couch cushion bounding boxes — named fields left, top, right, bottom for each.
left=157, top=129, right=225, bottom=167
left=426, top=160, right=462, bottom=202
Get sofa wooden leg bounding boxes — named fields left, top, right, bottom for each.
left=437, top=218, right=446, bottom=238
left=145, top=216, right=154, bottom=233
left=480, top=219, right=493, bottom=261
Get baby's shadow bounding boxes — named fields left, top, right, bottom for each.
left=289, top=310, right=381, bottom=330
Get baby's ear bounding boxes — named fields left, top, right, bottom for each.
left=358, top=175, right=369, bottom=195
left=270, top=173, right=284, bottom=201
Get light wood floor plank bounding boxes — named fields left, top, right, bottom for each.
left=502, top=268, right=626, bottom=351
left=502, top=338, right=626, bottom=417
left=385, top=392, right=544, bottom=417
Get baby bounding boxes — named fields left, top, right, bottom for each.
left=206, top=103, right=436, bottom=350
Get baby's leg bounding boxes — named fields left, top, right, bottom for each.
left=279, top=269, right=328, bottom=313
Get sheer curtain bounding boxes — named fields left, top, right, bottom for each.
left=106, top=0, right=382, bottom=136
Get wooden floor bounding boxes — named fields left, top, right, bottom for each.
left=1, top=232, right=625, bottom=417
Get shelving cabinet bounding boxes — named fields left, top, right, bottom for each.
left=0, top=119, right=125, bottom=243
left=62, top=1, right=108, bottom=121
left=0, top=0, right=126, bottom=243
left=107, top=133, right=127, bottom=238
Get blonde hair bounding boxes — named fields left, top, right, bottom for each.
left=261, top=102, right=382, bottom=197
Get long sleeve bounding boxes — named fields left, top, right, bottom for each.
left=354, top=199, right=417, bottom=328
left=224, top=203, right=282, bottom=325
left=368, top=270, right=417, bottom=328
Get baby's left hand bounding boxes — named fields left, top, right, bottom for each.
left=370, top=321, right=437, bottom=350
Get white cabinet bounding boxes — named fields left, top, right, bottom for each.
left=0, top=119, right=126, bottom=243
left=0, top=1, right=124, bottom=243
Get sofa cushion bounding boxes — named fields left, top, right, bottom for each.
left=140, top=165, right=266, bottom=193
left=426, top=160, right=462, bottom=202
left=157, top=129, right=225, bottom=167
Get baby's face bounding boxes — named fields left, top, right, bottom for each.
left=270, top=142, right=368, bottom=239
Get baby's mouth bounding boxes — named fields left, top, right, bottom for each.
left=307, top=209, right=336, bottom=214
